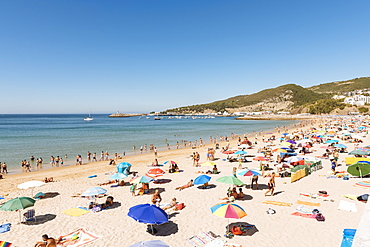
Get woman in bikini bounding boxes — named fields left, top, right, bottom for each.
left=264, top=172, right=276, bottom=196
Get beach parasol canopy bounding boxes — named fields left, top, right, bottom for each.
left=253, top=156, right=269, bottom=161
left=286, top=156, right=304, bottom=163
left=234, top=151, right=247, bottom=155
left=239, top=144, right=249, bottom=149
left=347, top=163, right=370, bottom=178
left=334, top=144, right=347, bottom=148
left=325, top=140, right=339, bottom=144
left=216, top=176, right=244, bottom=186
left=286, top=140, right=296, bottom=144
left=117, top=162, right=132, bottom=174
left=0, top=197, right=35, bottom=211
left=81, top=187, right=107, bottom=197
left=110, top=173, right=128, bottom=180
left=281, top=142, right=293, bottom=146
left=193, top=175, right=212, bottom=185
left=201, top=161, right=216, bottom=166
left=128, top=204, right=168, bottom=225
left=210, top=202, right=247, bottom=219
left=131, top=176, right=154, bottom=184
left=18, top=181, right=45, bottom=190
left=222, top=151, right=235, bottom=154
left=349, top=150, right=368, bottom=156
left=238, top=169, right=261, bottom=177
left=147, top=168, right=165, bottom=178
left=163, top=160, right=177, bottom=165
left=354, top=181, right=370, bottom=189
left=129, top=240, right=170, bottom=247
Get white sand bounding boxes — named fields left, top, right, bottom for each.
left=0, top=117, right=368, bottom=247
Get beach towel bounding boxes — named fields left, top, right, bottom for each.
left=224, top=244, right=243, bottom=247
left=262, top=200, right=292, bottom=207
left=342, top=195, right=358, bottom=201
left=62, top=208, right=90, bottom=217
left=0, top=241, right=12, bottom=247
left=186, top=231, right=216, bottom=246
left=296, top=206, right=316, bottom=214
left=57, top=228, right=101, bottom=247
left=88, top=175, right=97, bottom=178
left=204, top=239, right=225, bottom=247
left=291, top=212, right=316, bottom=219
left=338, top=200, right=357, bottom=212
left=296, top=200, right=320, bottom=207
left=0, top=224, right=11, bottom=234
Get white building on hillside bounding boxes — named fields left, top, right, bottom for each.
left=344, top=95, right=370, bottom=106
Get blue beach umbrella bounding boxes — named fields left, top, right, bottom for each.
left=110, top=173, right=128, bottom=180
left=282, top=133, right=289, bottom=136
left=325, top=140, right=339, bottom=143
left=128, top=204, right=168, bottom=225
left=334, top=144, right=347, bottom=148
left=129, top=240, right=170, bottom=247
left=234, top=151, right=247, bottom=155
left=117, top=162, right=132, bottom=173
left=81, top=187, right=107, bottom=197
left=193, top=175, right=212, bottom=185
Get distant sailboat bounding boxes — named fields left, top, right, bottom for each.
left=84, top=111, right=94, bottom=121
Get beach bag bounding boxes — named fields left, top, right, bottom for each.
left=357, top=194, right=369, bottom=201
left=175, top=203, right=185, bottom=210
left=266, top=208, right=276, bottom=214
left=231, top=226, right=243, bottom=235
left=315, top=213, right=325, bottom=221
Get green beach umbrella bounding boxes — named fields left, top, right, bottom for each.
left=349, top=150, right=368, bottom=156
left=0, top=197, right=35, bottom=211
left=347, top=163, right=370, bottom=178
left=216, top=176, right=244, bottom=186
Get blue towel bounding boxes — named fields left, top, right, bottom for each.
left=88, top=175, right=97, bottom=178
left=78, top=207, right=89, bottom=211
left=0, top=223, right=11, bottom=233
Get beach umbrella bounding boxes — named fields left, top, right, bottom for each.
left=253, top=156, right=269, bottom=161
left=351, top=134, right=363, bottom=139
left=239, top=144, right=249, bottom=149
left=222, top=151, right=235, bottom=154
left=0, top=197, right=36, bottom=222
left=210, top=202, right=247, bottom=231
left=281, top=142, right=292, bottom=146
left=349, top=150, right=368, bottom=156
left=286, top=156, right=304, bottom=163
left=147, top=168, right=165, bottom=178
left=354, top=181, right=370, bottom=189
left=128, top=203, right=168, bottom=234
left=131, top=176, right=154, bottom=184
left=201, top=161, right=216, bottom=166
left=237, top=169, right=262, bottom=177
left=347, top=163, right=370, bottom=178
left=163, top=160, right=177, bottom=165
left=216, top=176, right=244, bottom=186
left=282, top=133, right=289, bottom=136
left=18, top=181, right=45, bottom=196
left=286, top=140, right=296, bottom=144
left=325, top=140, right=339, bottom=144
left=320, top=146, right=334, bottom=150
left=334, top=144, right=347, bottom=148
left=129, top=240, right=170, bottom=247
left=117, top=162, right=132, bottom=174
left=81, top=187, right=107, bottom=197
left=234, top=151, right=247, bottom=155
left=193, top=175, right=211, bottom=185
left=110, top=173, right=128, bottom=180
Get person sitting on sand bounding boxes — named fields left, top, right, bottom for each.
left=237, top=188, right=244, bottom=199
left=152, top=158, right=159, bottom=166
left=161, top=198, right=177, bottom=210
left=151, top=189, right=162, bottom=206
left=230, top=188, right=239, bottom=198
left=34, top=234, right=56, bottom=247
left=175, top=179, right=193, bottom=191
left=142, top=183, right=149, bottom=194
left=212, top=165, right=218, bottom=174
left=43, top=177, right=54, bottom=183
left=102, top=196, right=114, bottom=209
left=195, top=170, right=212, bottom=174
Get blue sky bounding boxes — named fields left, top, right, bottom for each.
left=1, top=0, right=369, bottom=114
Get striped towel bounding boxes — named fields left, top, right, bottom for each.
left=186, top=231, right=216, bottom=246
left=262, top=200, right=292, bottom=207
left=0, top=241, right=12, bottom=247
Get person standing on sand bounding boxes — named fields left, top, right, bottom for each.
left=87, top=151, right=91, bottom=162
left=92, top=152, right=97, bottom=162
left=39, top=157, right=43, bottom=168
left=105, top=151, right=109, bottom=161
left=1, top=162, right=7, bottom=174
left=264, top=172, right=276, bottom=196
left=100, top=151, right=104, bottom=161
left=50, top=156, right=55, bottom=167
left=154, top=147, right=158, bottom=157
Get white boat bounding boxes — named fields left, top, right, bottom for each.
left=84, top=112, right=94, bottom=121
left=154, top=117, right=161, bottom=120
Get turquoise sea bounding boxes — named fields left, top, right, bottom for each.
left=0, top=114, right=296, bottom=174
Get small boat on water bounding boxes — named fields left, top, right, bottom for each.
left=84, top=112, right=94, bottom=121
left=154, top=117, right=161, bottom=120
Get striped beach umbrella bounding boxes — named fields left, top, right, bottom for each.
left=238, top=169, right=262, bottom=177
left=131, top=176, right=154, bottom=184
left=354, top=181, right=370, bottom=189
left=146, top=168, right=165, bottom=178
left=211, top=202, right=247, bottom=219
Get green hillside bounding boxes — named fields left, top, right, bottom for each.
left=308, top=77, right=370, bottom=94
left=167, top=84, right=325, bottom=113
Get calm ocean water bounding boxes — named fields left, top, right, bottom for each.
left=0, top=114, right=296, bottom=174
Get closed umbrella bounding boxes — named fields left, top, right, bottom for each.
left=129, top=240, right=170, bottom=247
left=347, top=163, right=370, bottom=178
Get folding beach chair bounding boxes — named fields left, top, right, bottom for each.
left=23, top=209, right=36, bottom=222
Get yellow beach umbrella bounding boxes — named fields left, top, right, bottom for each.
left=201, top=161, right=217, bottom=166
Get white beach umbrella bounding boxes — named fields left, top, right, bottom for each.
left=18, top=181, right=46, bottom=196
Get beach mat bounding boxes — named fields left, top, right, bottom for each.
left=342, top=195, right=358, bottom=201
left=296, top=200, right=320, bottom=207
left=262, top=200, right=292, bottom=207
left=354, top=181, right=370, bottom=189
left=186, top=231, right=216, bottom=246
left=57, top=228, right=101, bottom=247
left=0, top=241, right=12, bottom=247
left=338, top=200, right=357, bottom=212
left=291, top=212, right=316, bottom=219
left=0, top=224, right=11, bottom=234
left=62, top=208, right=90, bottom=217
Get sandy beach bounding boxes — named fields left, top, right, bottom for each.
left=1, top=116, right=369, bottom=247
